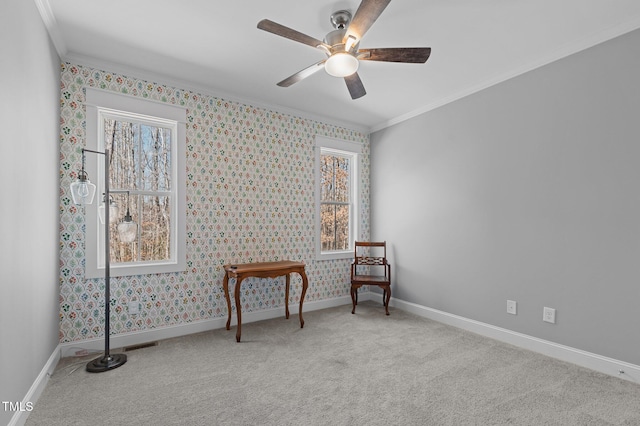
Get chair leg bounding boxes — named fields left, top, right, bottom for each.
left=350, top=286, right=357, bottom=314
left=384, top=287, right=391, bottom=316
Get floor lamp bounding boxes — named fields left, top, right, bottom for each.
left=70, top=148, right=136, bottom=373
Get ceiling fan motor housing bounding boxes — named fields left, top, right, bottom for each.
left=324, top=29, right=347, bottom=51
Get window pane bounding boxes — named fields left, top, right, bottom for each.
left=321, top=154, right=350, bottom=203
left=320, top=203, right=350, bottom=251
left=320, top=155, right=334, bottom=202
left=333, top=156, right=350, bottom=203
left=141, top=126, right=172, bottom=192
left=141, top=195, right=172, bottom=261
left=104, top=119, right=136, bottom=190
left=104, top=119, right=172, bottom=192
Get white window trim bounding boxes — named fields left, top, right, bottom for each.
left=315, top=136, right=362, bottom=261
left=84, top=87, right=186, bottom=278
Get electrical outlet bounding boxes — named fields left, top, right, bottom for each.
left=128, top=301, right=140, bottom=315
left=506, top=300, right=517, bottom=315
left=543, top=307, right=556, bottom=323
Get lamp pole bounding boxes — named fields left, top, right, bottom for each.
left=83, top=148, right=127, bottom=373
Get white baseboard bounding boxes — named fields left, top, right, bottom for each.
left=59, top=295, right=355, bottom=358
left=390, top=298, right=640, bottom=384
left=9, top=345, right=60, bottom=426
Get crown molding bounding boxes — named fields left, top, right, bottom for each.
left=370, top=17, right=640, bottom=133
left=34, top=0, right=67, bottom=57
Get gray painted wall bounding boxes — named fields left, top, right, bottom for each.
left=370, top=28, right=640, bottom=366
left=0, top=0, right=61, bottom=423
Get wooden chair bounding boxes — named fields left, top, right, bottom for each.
left=350, top=241, right=391, bottom=315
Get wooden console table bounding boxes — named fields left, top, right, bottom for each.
left=222, top=260, right=309, bottom=342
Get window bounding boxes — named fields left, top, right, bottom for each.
left=315, top=136, right=361, bottom=260
left=84, top=88, right=186, bottom=278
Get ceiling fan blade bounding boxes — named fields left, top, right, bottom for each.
left=358, top=47, right=431, bottom=63
left=277, top=60, right=327, bottom=87
left=258, top=19, right=330, bottom=51
left=344, top=73, right=366, bottom=99
left=344, top=0, right=391, bottom=43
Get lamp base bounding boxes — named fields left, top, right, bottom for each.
left=86, top=353, right=127, bottom=373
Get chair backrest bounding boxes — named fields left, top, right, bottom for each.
left=353, top=241, right=387, bottom=266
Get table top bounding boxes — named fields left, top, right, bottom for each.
left=223, top=260, right=306, bottom=274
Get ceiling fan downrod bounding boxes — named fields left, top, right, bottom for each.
left=330, top=10, right=352, bottom=30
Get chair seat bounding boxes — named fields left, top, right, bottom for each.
left=351, top=275, right=390, bottom=285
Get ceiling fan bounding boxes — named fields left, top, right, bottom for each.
left=257, top=0, right=431, bottom=100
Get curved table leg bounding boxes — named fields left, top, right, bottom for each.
left=235, top=277, right=244, bottom=342
left=299, top=270, right=308, bottom=328
left=223, top=274, right=232, bottom=330
left=285, top=274, right=290, bottom=320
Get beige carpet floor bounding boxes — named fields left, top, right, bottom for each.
left=26, top=302, right=640, bottom=425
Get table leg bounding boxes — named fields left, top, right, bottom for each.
left=299, top=270, right=308, bottom=328
left=235, top=277, right=243, bottom=342
left=223, top=273, right=232, bottom=330
left=285, top=273, right=290, bottom=319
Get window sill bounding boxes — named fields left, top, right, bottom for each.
left=316, top=250, right=353, bottom=261
left=86, top=258, right=186, bottom=279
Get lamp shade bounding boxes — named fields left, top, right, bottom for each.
left=98, top=199, right=120, bottom=224
left=117, top=218, right=137, bottom=243
left=325, top=52, right=359, bottom=77
left=70, top=177, right=97, bottom=205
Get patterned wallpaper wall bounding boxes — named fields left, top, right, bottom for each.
left=59, top=62, right=369, bottom=343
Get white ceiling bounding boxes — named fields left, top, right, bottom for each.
left=38, top=0, right=640, bottom=132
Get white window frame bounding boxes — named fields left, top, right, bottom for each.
left=315, top=136, right=361, bottom=261
left=84, top=87, right=186, bottom=278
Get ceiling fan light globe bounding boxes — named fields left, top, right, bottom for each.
left=325, top=53, right=359, bottom=77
